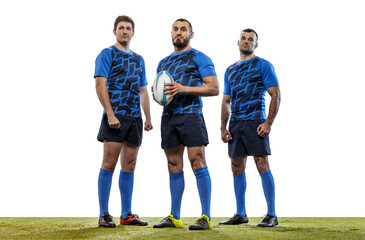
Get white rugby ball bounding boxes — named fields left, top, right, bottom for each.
left=153, top=71, right=175, bottom=106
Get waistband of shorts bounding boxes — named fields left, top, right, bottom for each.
left=162, top=113, right=202, bottom=118
left=105, top=113, right=142, bottom=120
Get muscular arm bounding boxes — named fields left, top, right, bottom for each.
left=257, top=86, right=281, bottom=137
left=95, top=76, right=120, bottom=129
left=221, top=94, right=232, bottom=143
left=164, top=75, right=219, bottom=98
left=266, top=86, right=281, bottom=125
left=140, top=86, right=153, bottom=131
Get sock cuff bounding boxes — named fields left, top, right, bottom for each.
left=169, top=171, right=184, bottom=180
left=100, top=168, right=113, bottom=178
left=260, top=170, right=272, bottom=178
left=120, top=170, right=134, bottom=180
left=233, top=172, right=246, bottom=179
left=194, top=166, right=209, bottom=179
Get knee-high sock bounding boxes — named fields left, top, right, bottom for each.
left=170, top=171, right=184, bottom=220
left=98, top=168, right=114, bottom=218
left=260, top=170, right=276, bottom=218
left=194, top=167, right=212, bottom=220
left=119, top=170, right=134, bottom=218
left=234, top=173, right=247, bottom=217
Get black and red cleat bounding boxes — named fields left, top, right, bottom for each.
left=120, top=212, right=148, bottom=226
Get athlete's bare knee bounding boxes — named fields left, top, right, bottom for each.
left=165, top=145, right=184, bottom=173
left=120, top=142, right=139, bottom=172
left=189, top=154, right=206, bottom=171
left=231, top=157, right=246, bottom=175
left=187, top=146, right=206, bottom=171
left=231, top=162, right=244, bottom=175
left=168, top=160, right=183, bottom=173
left=102, top=160, right=117, bottom=172
left=254, top=156, right=270, bottom=173
left=102, top=141, right=122, bottom=171
left=122, top=159, right=136, bottom=172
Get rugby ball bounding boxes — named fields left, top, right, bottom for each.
left=153, top=71, right=175, bottom=106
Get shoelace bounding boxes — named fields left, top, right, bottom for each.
left=103, top=214, right=114, bottom=222
left=261, top=214, right=271, bottom=221
left=196, top=218, right=206, bottom=225
left=130, top=213, right=139, bottom=219
left=158, top=216, right=172, bottom=223
left=233, top=214, right=241, bottom=220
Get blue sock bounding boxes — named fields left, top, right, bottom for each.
left=194, top=167, right=212, bottom=221
left=169, top=171, right=184, bottom=220
left=233, top=173, right=247, bottom=217
left=260, top=170, right=276, bottom=218
left=98, top=168, right=113, bottom=218
left=119, top=170, right=134, bottom=218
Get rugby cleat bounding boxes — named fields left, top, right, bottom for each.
left=98, top=213, right=116, bottom=228
left=219, top=214, right=249, bottom=225
left=120, top=212, right=148, bottom=226
left=189, top=214, right=212, bottom=230
left=257, top=214, right=279, bottom=227
left=153, top=215, right=183, bottom=228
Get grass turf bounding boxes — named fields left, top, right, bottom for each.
left=1, top=217, right=364, bottom=239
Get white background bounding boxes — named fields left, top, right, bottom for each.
left=1, top=0, right=364, bottom=218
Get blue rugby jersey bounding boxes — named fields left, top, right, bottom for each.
left=223, top=56, right=279, bottom=121
left=157, top=48, right=216, bottom=115
left=94, top=46, right=147, bottom=117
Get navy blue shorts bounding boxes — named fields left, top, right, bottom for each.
left=161, top=114, right=209, bottom=149
left=228, top=119, right=271, bottom=158
left=97, top=114, right=143, bottom=146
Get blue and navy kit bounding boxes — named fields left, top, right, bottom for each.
left=157, top=48, right=216, bottom=115
left=223, top=56, right=279, bottom=121
left=94, top=46, right=147, bottom=118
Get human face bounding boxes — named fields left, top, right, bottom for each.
left=113, top=21, right=134, bottom=46
left=238, top=32, right=258, bottom=55
left=171, top=21, right=193, bottom=49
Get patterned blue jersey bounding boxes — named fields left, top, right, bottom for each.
left=94, top=46, right=147, bottom=117
left=157, top=48, right=216, bottom=115
left=223, top=56, right=279, bottom=121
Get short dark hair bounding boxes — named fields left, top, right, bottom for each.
left=174, top=18, right=193, bottom=33
left=114, top=15, right=135, bottom=31
left=241, top=28, right=258, bottom=41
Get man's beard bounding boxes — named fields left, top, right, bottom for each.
left=172, top=37, right=190, bottom=49
left=240, top=49, right=254, bottom=55
left=118, top=40, right=128, bottom=46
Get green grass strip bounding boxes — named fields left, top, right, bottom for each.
left=1, top=217, right=364, bottom=239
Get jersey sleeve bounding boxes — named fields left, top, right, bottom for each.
left=140, top=56, right=148, bottom=87
left=156, top=60, right=162, bottom=74
left=94, top=48, right=112, bottom=79
left=261, top=60, right=279, bottom=89
left=223, top=69, right=231, bottom=95
left=195, top=52, right=217, bottom=79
